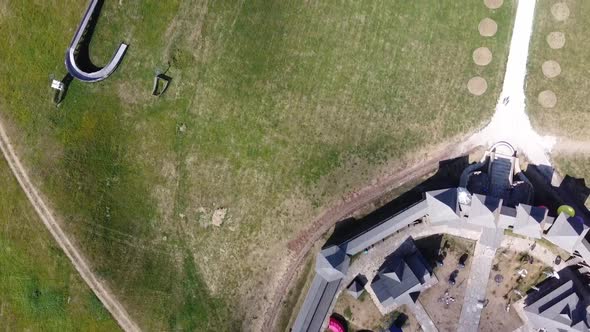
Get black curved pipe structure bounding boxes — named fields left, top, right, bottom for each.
left=65, top=0, right=127, bottom=82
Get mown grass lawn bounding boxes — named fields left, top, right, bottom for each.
left=0, top=155, right=120, bottom=331
left=554, top=154, right=590, bottom=185
left=527, top=0, right=590, bottom=140
left=0, top=0, right=514, bottom=329
left=526, top=0, right=590, bottom=187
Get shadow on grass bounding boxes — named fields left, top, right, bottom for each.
left=323, top=155, right=470, bottom=249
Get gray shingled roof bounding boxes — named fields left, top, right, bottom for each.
left=525, top=279, right=590, bottom=331
left=426, top=188, right=459, bottom=223
left=466, top=194, right=502, bottom=229
left=292, top=245, right=350, bottom=332
left=344, top=200, right=429, bottom=255
left=371, top=251, right=431, bottom=307
left=575, top=237, right=590, bottom=265
left=498, top=205, right=517, bottom=229
left=513, top=204, right=547, bottom=239
left=291, top=274, right=342, bottom=332
left=545, top=213, right=590, bottom=253
left=316, top=245, right=349, bottom=282
left=346, top=275, right=367, bottom=299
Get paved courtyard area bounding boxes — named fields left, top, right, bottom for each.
left=457, top=237, right=497, bottom=332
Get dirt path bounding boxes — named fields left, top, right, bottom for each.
left=262, top=138, right=479, bottom=331
left=0, top=120, right=141, bottom=332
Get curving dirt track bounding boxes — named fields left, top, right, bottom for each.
left=262, top=138, right=479, bottom=331
left=0, top=119, right=141, bottom=332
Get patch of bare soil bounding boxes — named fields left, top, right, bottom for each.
left=546, top=31, right=566, bottom=49
left=541, top=60, right=561, bottom=78
left=467, top=77, right=488, bottom=96
left=0, top=1, right=10, bottom=18
left=478, top=18, right=498, bottom=37
left=484, top=0, right=503, bottom=10
left=551, top=2, right=570, bottom=21
left=390, top=305, right=422, bottom=332
left=334, top=291, right=423, bottom=331
left=538, top=90, right=557, bottom=108
left=420, top=250, right=471, bottom=332
left=479, top=249, right=549, bottom=332
left=473, top=47, right=493, bottom=66
left=211, top=208, right=227, bottom=226
left=333, top=292, right=382, bottom=330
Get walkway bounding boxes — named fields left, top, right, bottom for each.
left=467, top=0, right=555, bottom=170
left=410, top=302, right=438, bottom=332
left=456, top=240, right=496, bottom=332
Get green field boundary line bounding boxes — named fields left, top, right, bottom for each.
left=0, top=119, right=141, bottom=332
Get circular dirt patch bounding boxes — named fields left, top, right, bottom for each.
left=542, top=60, right=561, bottom=78
left=484, top=0, right=503, bottom=9
left=538, top=90, right=557, bottom=108
left=551, top=3, right=570, bottom=21
left=478, top=18, right=498, bottom=37
left=546, top=31, right=566, bottom=49
left=473, top=47, right=493, bottom=66
left=467, top=77, right=488, bottom=96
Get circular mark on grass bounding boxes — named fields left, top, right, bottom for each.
left=467, top=77, right=488, bottom=96
left=542, top=60, right=561, bottom=78
left=473, top=47, right=493, bottom=66
left=538, top=90, right=557, bottom=108
left=547, top=32, right=566, bottom=49
left=479, top=18, right=498, bottom=37
left=551, top=3, right=570, bottom=21
left=484, top=0, right=503, bottom=9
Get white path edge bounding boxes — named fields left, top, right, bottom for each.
left=465, top=0, right=556, bottom=170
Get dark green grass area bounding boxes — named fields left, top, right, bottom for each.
left=0, top=0, right=514, bottom=329
left=527, top=0, right=590, bottom=139
left=0, top=157, right=119, bottom=331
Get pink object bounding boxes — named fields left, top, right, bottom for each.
left=328, top=317, right=345, bottom=332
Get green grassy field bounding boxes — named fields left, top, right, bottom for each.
left=0, top=0, right=514, bottom=329
left=554, top=155, right=590, bottom=184
left=526, top=1, right=590, bottom=185
left=0, top=156, right=119, bottom=331
left=527, top=0, right=590, bottom=140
